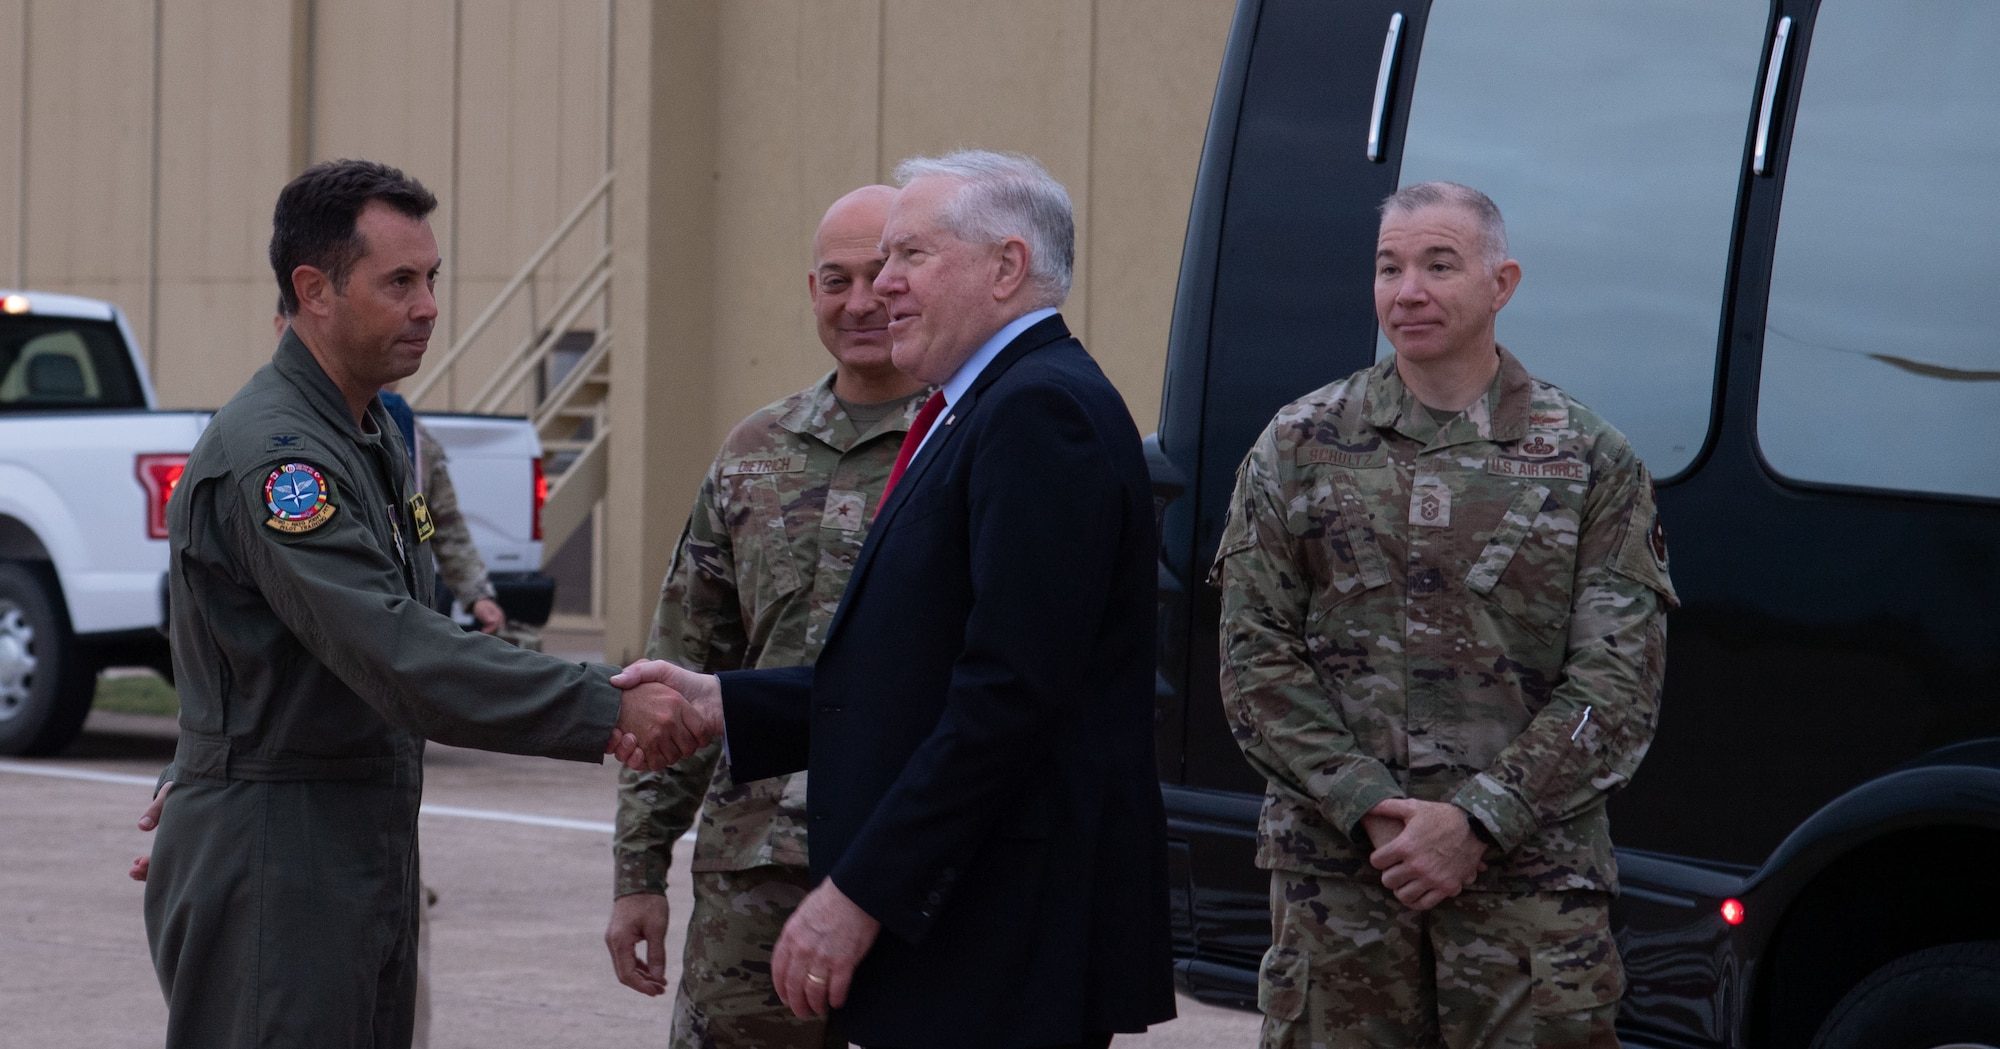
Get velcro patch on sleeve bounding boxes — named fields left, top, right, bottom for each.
left=1611, top=480, right=1678, bottom=607
left=263, top=461, right=339, bottom=534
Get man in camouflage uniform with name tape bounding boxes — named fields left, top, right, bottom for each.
left=605, top=184, right=929, bottom=1049
left=1212, top=182, right=1677, bottom=1049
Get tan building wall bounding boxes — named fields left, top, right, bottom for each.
left=1, top=0, right=1233, bottom=657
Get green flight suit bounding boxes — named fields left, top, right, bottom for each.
left=143, top=331, right=622, bottom=1049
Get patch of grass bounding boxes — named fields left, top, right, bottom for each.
left=94, top=673, right=179, bottom=718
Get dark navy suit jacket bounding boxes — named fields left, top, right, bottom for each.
left=720, top=314, right=1175, bottom=1047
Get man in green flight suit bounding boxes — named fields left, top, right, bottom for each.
left=1213, top=182, right=1678, bottom=1048
left=142, top=158, right=698, bottom=1049
left=603, top=184, right=929, bottom=1048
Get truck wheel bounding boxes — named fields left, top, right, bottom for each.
left=1810, top=941, right=2000, bottom=1049
left=0, top=563, right=93, bottom=756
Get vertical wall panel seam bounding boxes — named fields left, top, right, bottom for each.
left=146, top=0, right=163, bottom=369
left=303, top=0, right=316, bottom=164
left=14, top=0, right=30, bottom=287
left=601, top=0, right=613, bottom=333
left=447, top=0, right=462, bottom=401
left=874, top=0, right=886, bottom=181
left=1083, top=0, right=1097, bottom=350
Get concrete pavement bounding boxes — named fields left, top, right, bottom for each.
left=1, top=709, right=1260, bottom=1048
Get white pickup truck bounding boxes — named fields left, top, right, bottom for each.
left=0, top=288, right=553, bottom=756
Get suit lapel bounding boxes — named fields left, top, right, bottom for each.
left=825, top=314, right=1073, bottom=648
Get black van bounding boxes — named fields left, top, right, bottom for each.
left=1150, top=1, right=2000, bottom=1046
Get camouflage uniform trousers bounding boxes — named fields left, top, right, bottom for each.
left=1259, top=869, right=1621, bottom=1049
left=672, top=864, right=846, bottom=1049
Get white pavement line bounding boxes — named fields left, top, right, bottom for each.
left=0, top=761, right=157, bottom=787
left=0, top=760, right=694, bottom=840
left=418, top=804, right=614, bottom=835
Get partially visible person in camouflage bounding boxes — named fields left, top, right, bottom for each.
left=1212, top=181, right=1678, bottom=1049
left=278, top=296, right=530, bottom=649
left=407, top=419, right=540, bottom=650
left=604, top=184, right=929, bottom=1049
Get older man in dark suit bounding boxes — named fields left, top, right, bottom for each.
left=615, top=150, right=1175, bottom=1049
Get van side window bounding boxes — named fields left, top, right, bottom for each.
left=1390, top=0, right=1767, bottom=478
left=1758, top=1, right=2000, bottom=501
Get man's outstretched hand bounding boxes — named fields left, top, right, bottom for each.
left=603, top=660, right=725, bottom=771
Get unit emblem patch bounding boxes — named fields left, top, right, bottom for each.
left=410, top=492, right=436, bottom=542
left=264, top=462, right=338, bottom=533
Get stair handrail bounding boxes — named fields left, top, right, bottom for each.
left=465, top=255, right=615, bottom=414
left=533, top=329, right=614, bottom=433
left=407, top=168, right=615, bottom=407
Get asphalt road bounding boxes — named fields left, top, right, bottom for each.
left=1, top=709, right=1260, bottom=1048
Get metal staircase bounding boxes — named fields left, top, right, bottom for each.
left=404, top=170, right=615, bottom=586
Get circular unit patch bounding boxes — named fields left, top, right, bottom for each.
left=264, top=462, right=338, bottom=533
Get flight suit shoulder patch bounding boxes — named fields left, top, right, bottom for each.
left=262, top=461, right=339, bottom=534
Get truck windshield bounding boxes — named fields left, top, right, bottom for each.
left=0, top=316, right=146, bottom=411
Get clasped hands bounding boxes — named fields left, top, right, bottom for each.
left=602, top=660, right=725, bottom=772
left=1363, top=797, right=1491, bottom=912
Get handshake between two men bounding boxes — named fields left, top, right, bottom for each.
left=605, top=661, right=724, bottom=771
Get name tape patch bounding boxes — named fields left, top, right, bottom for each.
left=1296, top=446, right=1386, bottom=469
left=722, top=455, right=807, bottom=477
left=1488, top=458, right=1587, bottom=481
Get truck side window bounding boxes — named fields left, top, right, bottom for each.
left=1758, top=1, right=2000, bottom=501
left=1389, top=0, right=1767, bottom=478
left=0, top=319, right=144, bottom=410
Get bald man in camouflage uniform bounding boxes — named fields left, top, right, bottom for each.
left=1213, top=182, right=1676, bottom=1049
left=605, top=185, right=928, bottom=1049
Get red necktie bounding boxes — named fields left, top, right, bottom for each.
left=878, top=390, right=948, bottom=511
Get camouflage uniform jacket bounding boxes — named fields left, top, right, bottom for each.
left=414, top=422, right=496, bottom=607
left=613, top=373, right=928, bottom=897
left=1211, top=348, right=1677, bottom=894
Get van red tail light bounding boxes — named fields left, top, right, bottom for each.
left=532, top=457, right=547, bottom=542
left=136, top=454, right=188, bottom=540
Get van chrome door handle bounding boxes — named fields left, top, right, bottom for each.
left=1367, top=12, right=1406, bottom=162
left=1753, top=15, right=1794, bottom=175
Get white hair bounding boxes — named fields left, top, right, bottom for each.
left=892, top=150, right=1074, bottom=307
left=1380, top=181, right=1509, bottom=272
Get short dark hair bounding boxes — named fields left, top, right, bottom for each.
left=269, top=159, right=437, bottom=316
